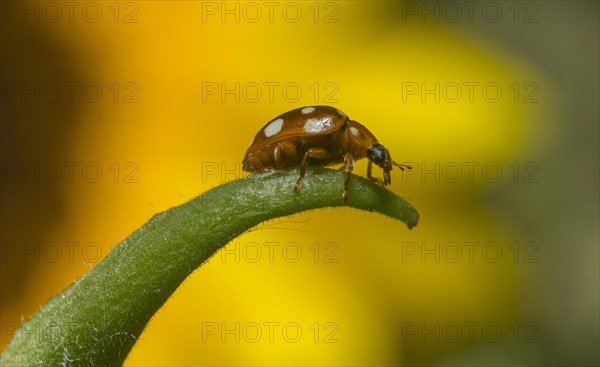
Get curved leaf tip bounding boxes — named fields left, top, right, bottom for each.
left=1, top=167, right=418, bottom=366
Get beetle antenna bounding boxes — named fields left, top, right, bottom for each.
left=392, top=161, right=413, bottom=171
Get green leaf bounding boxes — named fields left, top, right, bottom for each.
left=1, top=167, right=418, bottom=366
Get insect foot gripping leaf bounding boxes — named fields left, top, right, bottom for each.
left=0, top=168, right=418, bottom=367
left=242, top=106, right=413, bottom=202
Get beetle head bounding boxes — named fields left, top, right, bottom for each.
left=367, top=143, right=412, bottom=185
left=367, top=143, right=391, bottom=169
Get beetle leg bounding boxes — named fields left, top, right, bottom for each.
left=367, top=161, right=384, bottom=185
left=273, top=145, right=282, bottom=168
left=273, top=140, right=299, bottom=169
left=294, top=147, right=330, bottom=193
left=342, top=152, right=354, bottom=202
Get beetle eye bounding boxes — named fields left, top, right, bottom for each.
left=368, top=144, right=387, bottom=164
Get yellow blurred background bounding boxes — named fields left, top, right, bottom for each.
left=1, top=1, right=598, bottom=366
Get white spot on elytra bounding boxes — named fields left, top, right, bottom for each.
left=303, top=116, right=335, bottom=133
left=350, top=126, right=360, bottom=137
left=301, top=107, right=315, bottom=114
left=264, top=118, right=284, bottom=138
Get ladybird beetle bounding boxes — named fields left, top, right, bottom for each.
left=242, top=106, right=411, bottom=202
